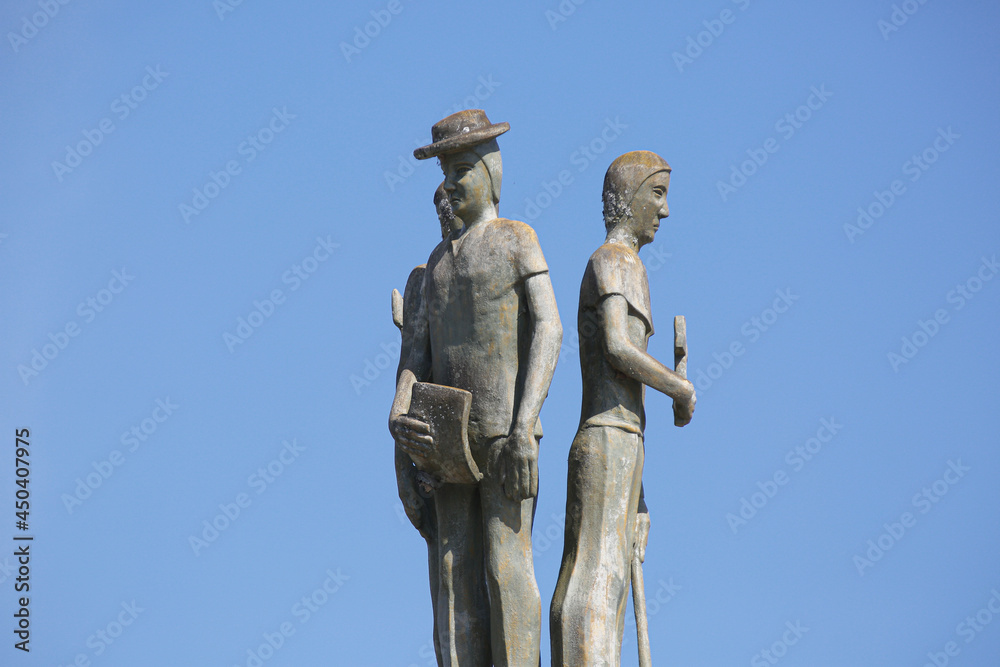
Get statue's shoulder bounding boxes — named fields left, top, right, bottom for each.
left=491, top=217, right=541, bottom=244
left=587, top=242, right=645, bottom=279
left=403, top=264, right=426, bottom=301
left=491, top=219, right=548, bottom=277
left=424, top=236, right=451, bottom=269
left=584, top=242, right=652, bottom=329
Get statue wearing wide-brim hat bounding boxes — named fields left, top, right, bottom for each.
left=413, top=109, right=509, bottom=160
left=391, top=107, right=562, bottom=665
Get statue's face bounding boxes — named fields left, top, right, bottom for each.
left=631, top=171, right=670, bottom=246
left=440, top=150, right=492, bottom=223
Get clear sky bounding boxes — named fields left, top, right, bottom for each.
left=2, top=1, right=999, bottom=665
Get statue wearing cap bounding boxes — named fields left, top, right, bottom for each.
left=390, top=110, right=563, bottom=666
left=550, top=151, right=696, bottom=666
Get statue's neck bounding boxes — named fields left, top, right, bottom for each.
left=461, top=204, right=499, bottom=231
left=606, top=225, right=640, bottom=252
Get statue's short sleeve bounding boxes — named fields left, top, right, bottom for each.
left=511, top=221, right=549, bottom=281
left=587, top=244, right=653, bottom=333
left=590, top=244, right=642, bottom=300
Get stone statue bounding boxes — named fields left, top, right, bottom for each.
left=389, top=110, right=563, bottom=666
left=550, top=151, right=696, bottom=666
left=391, top=182, right=463, bottom=665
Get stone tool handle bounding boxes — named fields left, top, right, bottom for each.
left=391, top=288, right=404, bottom=330
left=673, top=315, right=688, bottom=427
left=632, top=552, right=652, bottom=667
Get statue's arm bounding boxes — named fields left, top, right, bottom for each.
left=598, top=293, right=693, bottom=403
left=500, top=271, right=562, bottom=501
left=513, top=271, right=563, bottom=437
left=395, top=267, right=425, bottom=382
left=389, top=290, right=434, bottom=455
left=392, top=280, right=433, bottom=536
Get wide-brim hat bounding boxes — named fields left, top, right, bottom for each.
left=413, top=109, right=509, bottom=160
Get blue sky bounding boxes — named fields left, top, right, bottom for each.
left=2, top=1, right=998, bottom=665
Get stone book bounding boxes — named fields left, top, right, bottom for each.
left=406, top=382, right=482, bottom=485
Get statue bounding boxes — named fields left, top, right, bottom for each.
left=389, top=110, right=563, bottom=666
left=550, top=151, right=696, bottom=666
left=391, top=183, right=463, bottom=665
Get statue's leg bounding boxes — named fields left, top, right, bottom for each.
left=424, top=497, right=443, bottom=667
left=615, top=435, right=644, bottom=651
left=434, top=483, right=491, bottom=666
left=549, top=426, right=641, bottom=667
left=479, top=437, right=542, bottom=667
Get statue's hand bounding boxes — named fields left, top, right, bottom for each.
left=390, top=415, right=434, bottom=460
left=673, top=381, right=696, bottom=427
left=500, top=428, right=538, bottom=502
left=634, top=510, right=651, bottom=563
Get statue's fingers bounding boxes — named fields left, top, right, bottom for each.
left=499, top=456, right=509, bottom=494
left=505, top=466, right=518, bottom=500
left=506, top=461, right=523, bottom=501
left=403, top=429, right=434, bottom=447
left=399, top=439, right=425, bottom=456
left=510, top=461, right=522, bottom=500
left=529, top=458, right=539, bottom=498
left=399, top=416, right=432, bottom=434
left=401, top=437, right=432, bottom=458
left=519, top=461, right=531, bottom=501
